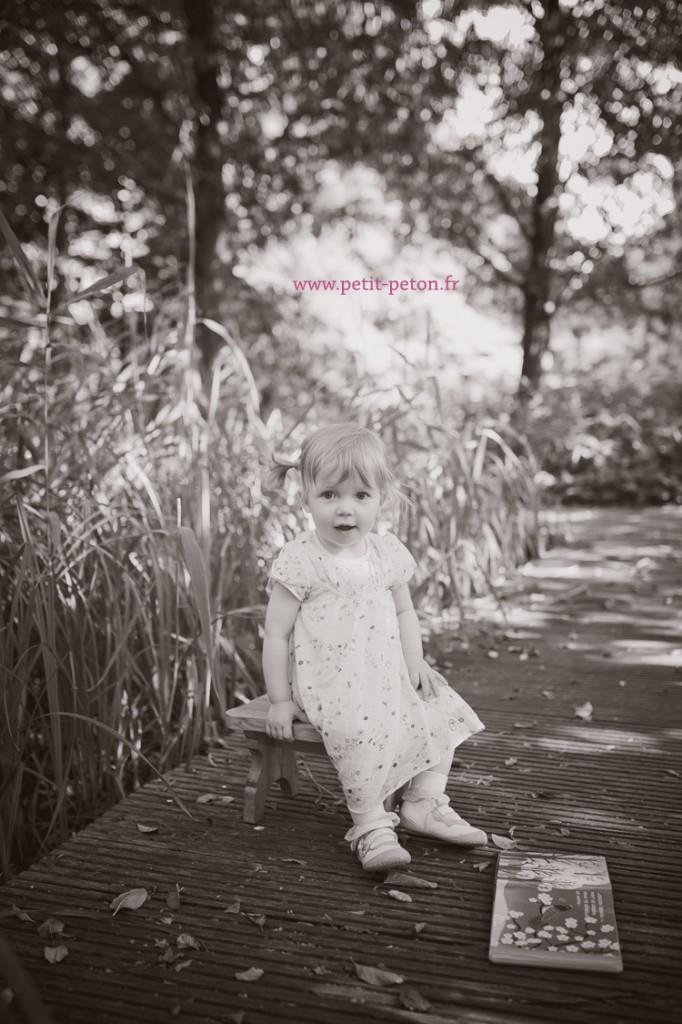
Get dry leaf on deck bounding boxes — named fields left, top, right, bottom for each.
left=491, top=834, right=516, bottom=850
left=400, top=986, right=432, bottom=1012
left=176, top=933, right=201, bottom=950
left=245, top=914, right=267, bottom=931
left=472, top=860, right=493, bottom=872
left=174, top=959, right=193, bottom=972
left=110, top=888, right=148, bottom=915
left=664, top=769, right=679, bottom=778
left=235, top=967, right=264, bottom=982
left=282, top=858, right=307, bottom=866
left=504, top=757, right=518, bottom=767
left=513, top=720, right=537, bottom=729
left=411, top=922, right=427, bottom=936
left=37, top=919, right=64, bottom=938
left=7, top=906, right=33, bottom=923
left=487, top=650, right=499, bottom=659
left=44, top=945, right=68, bottom=964
left=224, top=902, right=241, bottom=914
left=137, top=823, right=160, bottom=833
left=383, top=871, right=437, bottom=890
left=166, top=886, right=182, bottom=910
left=353, top=962, right=405, bottom=987
left=574, top=701, right=593, bottom=720
left=385, top=889, right=412, bottom=903
left=196, top=793, right=235, bottom=805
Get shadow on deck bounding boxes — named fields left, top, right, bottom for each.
left=1, top=508, right=681, bottom=1024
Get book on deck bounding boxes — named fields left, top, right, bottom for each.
left=489, top=851, right=623, bottom=972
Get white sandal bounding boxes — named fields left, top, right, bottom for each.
left=399, top=794, right=487, bottom=847
left=345, top=813, right=411, bottom=873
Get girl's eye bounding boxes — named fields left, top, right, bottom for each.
left=356, top=492, right=370, bottom=500
left=321, top=491, right=334, bottom=499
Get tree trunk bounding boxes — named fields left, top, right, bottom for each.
left=183, top=0, right=227, bottom=372
left=519, top=0, right=565, bottom=396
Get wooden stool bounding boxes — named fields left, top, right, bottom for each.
left=226, top=694, right=404, bottom=823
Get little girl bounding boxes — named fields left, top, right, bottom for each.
left=262, top=423, right=487, bottom=873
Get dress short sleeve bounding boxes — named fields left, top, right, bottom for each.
left=381, top=532, right=417, bottom=588
left=268, top=541, right=310, bottom=602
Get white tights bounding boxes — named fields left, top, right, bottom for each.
left=349, top=752, right=453, bottom=827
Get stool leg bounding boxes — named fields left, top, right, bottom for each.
left=242, top=735, right=301, bottom=823
left=243, top=736, right=272, bottom=824
left=276, top=746, right=300, bottom=799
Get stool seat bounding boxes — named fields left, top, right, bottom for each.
left=226, top=695, right=404, bottom=823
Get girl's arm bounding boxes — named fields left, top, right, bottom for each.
left=392, top=583, right=448, bottom=699
left=263, top=582, right=303, bottom=740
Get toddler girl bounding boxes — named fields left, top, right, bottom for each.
left=262, top=423, right=486, bottom=873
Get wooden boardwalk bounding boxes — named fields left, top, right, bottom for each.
left=1, top=508, right=681, bottom=1024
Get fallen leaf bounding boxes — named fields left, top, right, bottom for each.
left=160, top=915, right=173, bottom=925
left=5, top=906, right=33, bottom=923
left=176, top=933, right=201, bottom=950
left=400, top=986, right=432, bottom=1012
left=664, top=769, right=679, bottom=778
left=504, top=757, right=518, bottom=767
left=487, top=650, right=499, bottom=659
left=174, top=959, right=193, bottom=972
left=574, top=701, right=593, bottom=721
left=491, top=834, right=516, bottom=850
left=383, top=871, right=437, bottom=890
left=541, top=690, right=555, bottom=699
left=353, top=962, right=405, bottom=987
left=110, top=888, right=148, bottom=915
left=313, top=966, right=331, bottom=976
left=282, top=858, right=307, bottom=866
left=159, top=947, right=176, bottom=964
left=513, top=721, right=537, bottom=729
left=37, top=919, right=64, bottom=938
left=235, top=967, right=264, bottom=982
left=166, top=886, right=182, bottom=910
left=136, top=823, right=160, bottom=833
left=558, top=828, right=571, bottom=836
left=196, top=793, right=235, bottom=805
left=223, top=902, right=241, bottom=914
left=385, top=890, right=412, bottom=903
left=245, top=914, right=267, bottom=931
left=472, top=860, right=493, bottom=872
left=411, top=922, right=427, bottom=936
left=44, top=946, right=68, bottom=964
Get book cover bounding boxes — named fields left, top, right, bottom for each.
left=489, top=851, right=623, bottom=972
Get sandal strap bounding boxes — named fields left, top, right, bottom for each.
left=344, top=812, right=400, bottom=850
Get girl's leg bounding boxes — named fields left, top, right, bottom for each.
left=349, top=803, right=391, bottom=828
left=405, top=751, right=454, bottom=796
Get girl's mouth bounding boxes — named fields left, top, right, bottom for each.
left=335, top=524, right=356, bottom=531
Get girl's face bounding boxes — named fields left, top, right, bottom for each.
left=305, top=473, right=381, bottom=556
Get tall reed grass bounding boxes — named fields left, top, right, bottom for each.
left=0, top=213, right=541, bottom=878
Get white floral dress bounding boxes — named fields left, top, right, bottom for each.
left=268, top=530, right=484, bottom=814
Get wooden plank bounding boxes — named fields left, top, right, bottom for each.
left=1, top=508, right=681, bottom=1024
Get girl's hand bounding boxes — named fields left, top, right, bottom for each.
left=266, top=700, right=308, bottom=741
left=408, top=660, right=448, bottom=701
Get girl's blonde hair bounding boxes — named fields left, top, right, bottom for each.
left=264, top=422, right=404, bottom=508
